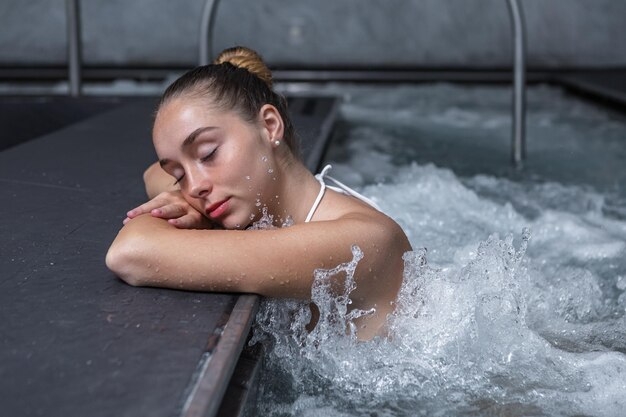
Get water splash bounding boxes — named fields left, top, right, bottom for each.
left=250, top=164, right=626, bottom=416
left=248, top=207, right=275, bottom=230
left=248, top=207, right=295, bottom=230
left=254, top=223, right=626, bottom=417
left=250, top=84, right=626, bottom=416
left=251, top=244, right=381, bottom=401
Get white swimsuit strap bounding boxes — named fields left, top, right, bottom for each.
left=305, top=165, right=331, bottom=223
left=304, top=165, right=381, bottom=223
left=324, top=173, right=383, bottom=212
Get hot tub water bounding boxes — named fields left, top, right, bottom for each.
left=251, top=84, right=626, bottom=416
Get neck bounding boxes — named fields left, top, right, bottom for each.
left=270, top=158, right=321, bottom=225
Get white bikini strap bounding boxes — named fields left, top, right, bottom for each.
left=304, top=165, right=332, bottom=223
left=324, top=174, right=383, bottom=212
left=305, top=165, right=382, bottom=223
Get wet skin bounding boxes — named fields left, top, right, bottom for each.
left=107, top=100, right=412, bottom=340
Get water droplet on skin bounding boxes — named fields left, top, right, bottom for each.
left=261, top=156, right=268, bottom=162
left=245, top=175, right=251, bottom=180
left=227, top=278, right=232, bottom=282
left=268, top=169, right=274, bottom=174
left=269, top=275, right=275, bottom=280
left=282, top=216, right=294, bottom=227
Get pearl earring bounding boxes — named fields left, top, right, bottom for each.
left=274, top=140, right=281, bottom=146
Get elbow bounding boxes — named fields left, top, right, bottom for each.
left=106, top=235, right=147, bottom=287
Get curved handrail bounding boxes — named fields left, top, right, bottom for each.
left=65, top=0, right=82, bottom=96
left=199, top=0, right=222, bottom=65
left=506, top=0, right=527, bottom=167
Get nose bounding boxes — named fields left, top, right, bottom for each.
left=186, top=165, right=212, bottom=199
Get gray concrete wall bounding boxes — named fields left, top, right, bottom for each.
left=1, top=0, right=625, bottom=69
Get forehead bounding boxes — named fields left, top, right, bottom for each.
left=154, top=99, right=213, bottom=135
left=152, top=99, right=256, bottom=157
left=154, top=98, right=256, bottom=133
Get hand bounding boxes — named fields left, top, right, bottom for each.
left=124, top=191, right=213, bottom=229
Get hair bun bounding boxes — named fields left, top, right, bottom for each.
left=214, top=46, right=273, bottom=88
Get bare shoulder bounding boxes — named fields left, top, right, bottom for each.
left=315, top=187, right=411, bottom=251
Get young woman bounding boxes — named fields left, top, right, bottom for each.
left=105, top=47, right=412, bottom=340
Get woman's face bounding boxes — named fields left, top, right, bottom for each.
left=153, top=99, right=282, bottom=229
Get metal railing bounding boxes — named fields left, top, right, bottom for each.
left=64, top=1, right=527, bottom=152
left=199, top=0, right=222, bottom=65
left=506, top=0, right=527, bottom=167
left=65, top=0, right=82, bottom=96
left=196, top=0, right=529, bottom=167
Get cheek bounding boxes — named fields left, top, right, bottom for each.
left=233, top=150, right=270, bottom=187
left=224, top=134, right=276, bottom=199
left=249, top=157, right=276, bottom=193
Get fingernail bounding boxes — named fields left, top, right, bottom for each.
left=127, top=210, right=135, bottom=217
left=152, top=209, right=161, bottom=215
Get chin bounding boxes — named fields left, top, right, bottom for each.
left=219, top=214, right=252, bottom=230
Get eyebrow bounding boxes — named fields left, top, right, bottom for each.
left=159, top=126, right=218, bottom=167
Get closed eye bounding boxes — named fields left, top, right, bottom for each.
left=173, top=147, right=217, bottom=185
left=200, top=147, right=218, bottom=163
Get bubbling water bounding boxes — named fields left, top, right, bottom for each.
left=248, top=206, right=294, bottom=230
left=251, top=84, right=626, bottom=416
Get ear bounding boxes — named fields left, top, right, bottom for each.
left=258, top=104, right=284, bottom=147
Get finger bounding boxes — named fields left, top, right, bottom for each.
left=126, top=199, right=166, bottom=218
left=167, top=213, right=208, bottom=229
left=150, top=204, right=187, bottom=219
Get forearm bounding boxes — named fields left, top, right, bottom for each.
left=106, top=215, right=241, bottom=292
left=105, top=214, right=317, bottom=297
left=143, top=161, right=180, bottom=199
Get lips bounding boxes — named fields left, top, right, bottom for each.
left=205, top=198, right=230, bottom=219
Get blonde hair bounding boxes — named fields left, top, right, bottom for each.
left=214, top=46, right=273, bottom=88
